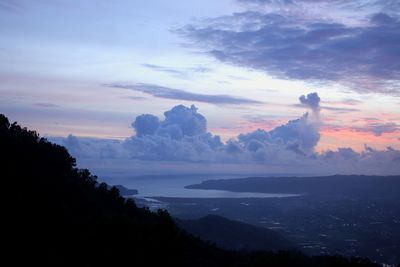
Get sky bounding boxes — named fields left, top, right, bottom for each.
left=1, top=0, right=400, bottom=175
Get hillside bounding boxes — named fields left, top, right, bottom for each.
left=176, top=215, right=294, bottom=251
left=185, top=175, right=400, bottom=197
left=1, top=114, right=379, bottom=267
left=107, top=184, right=138, bottom=196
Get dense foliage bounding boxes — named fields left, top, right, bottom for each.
left=1, top=114, right=380, bottom=266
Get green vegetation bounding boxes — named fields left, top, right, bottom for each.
left=1, top=114, right=380, bottom=266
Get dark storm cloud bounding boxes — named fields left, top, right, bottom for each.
left=107, top=83, right=263, bottom=105
left=179, top=11, right=400, bottom=94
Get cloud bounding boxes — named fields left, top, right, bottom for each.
left=236, top=0, right=400, bottom=11
left=0, top=0, right=21, bottom=12
left=323, top=120, right=400, bottom=137
left=49, top=135, right=128, bottom=159
left=107, top=83, right=263, bottom=105
left=50, top=94, right=400, bottom=175
left=162, top=104, right=207, bottom=137
left=123, top=104, right=224, bottom=161
left=128, top=103, right=320, bottom=161
left=236, top=0, right=355, bottom=4
left=142, top=63, right=212, bottom=79
left=294, top=104, right=359, bottom=113
left=52, top=101, right=322, bottom=162
left=319, top=106, right=360, bottom=113
left=142, top=64, right=186, bottom=76
left=299, top=92, right=320, bottom=113
left=323, top=98, right=362, bottom=106
left=124, top=96, right=147, bottom=101
left=242, top=114, right=284, bottom=128
left=178, top=10, right=400, bottom=94
left=359, top=122, right=399, bottom=136
left=336, top=117, right=400, bottom=136
left=33, top=102, right=58, bottom=108
left=132, top=114, right=160, bottom=137
left=320, top=145, right=400, bottom=172
left=271, top=113, right=320, bottom=153
left=241, top=112, right=320, bottom=156
left=236, top=0, right=346, bottom=5
left=297, top=92, right=359, bottom=113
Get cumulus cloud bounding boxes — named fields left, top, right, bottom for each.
left=107, top=83, right=263, bottom=105
left=123, top=104, right=224, bottom=161
left=321, top=145, right=400, bottom=170
left=52, top=101, right=321, bottom=162
left=50, top=94, right=400, bottom=175
left=293, top=93, right=360, bottom=113
left=178, top=7, right=400, bottom=94
left=132, top=114, right=160, bottom=137
left=162, top=105, right=206, bottom=137
left=125, top=103, right=321, bottom=161
left=299, top=92, right=321, bottom=113
left=295, top=94, right=360, bottom=113
left=49, top=135, right=128, bottom=159
left=238, top=113, right=320, bottom=156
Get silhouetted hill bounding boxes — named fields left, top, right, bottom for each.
left=1, top=114, right=379, bottom=267
left=176, top=215, right=294, bottom=251
left=107, top=184, right=138, bottom=196
left=186, top=175, right=400, bottom=197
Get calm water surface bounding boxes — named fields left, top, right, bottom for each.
left=102, top=174, right=300, bottom=199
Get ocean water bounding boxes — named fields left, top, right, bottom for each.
left=101, top=174, right=300, bottom=199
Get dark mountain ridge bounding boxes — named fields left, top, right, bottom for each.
left=107, top=184, right=138, bottom=196
left=186, top=175, right=400, bottom=197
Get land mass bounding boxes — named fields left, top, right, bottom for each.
left=1, top=114, right=380, bottom=266
left=185, top=175, right=400, bottom=197
left=107, top=184, right=138, bottom=196
left=181, top=176, right=400, bottom=264
left=176, top=214, right=294, bottom=251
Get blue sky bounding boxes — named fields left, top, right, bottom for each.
left=1, top=0, right=400, bottom=175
